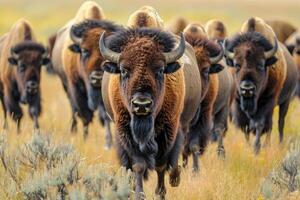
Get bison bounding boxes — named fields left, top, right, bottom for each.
left=265, top=19, right=297, bottom=43
left=51, top=1, right=119, bottom=148
left=224, top=17, right=298, bottom=154
left=0, top=19, right=49, bottom=131
left=100, top=28, right=201, bottom=199
left=182, top=23, right=233, bottom=171
left=167, top=16, right=189, bottom=35
left=127, top=6, right=164, bottom=29
left=205, top=19, right=228, bottom=42
left=285, top=31, right=300, bottom=97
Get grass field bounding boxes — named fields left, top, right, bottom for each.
left=0, top=0, right=300, bottom=199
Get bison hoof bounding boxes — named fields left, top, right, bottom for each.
left=135, top=192, right=146, bottom=200
left=169, top=166, right=181, bottom=187
left=217, top=148, right=226, bottom=159
left=104, top=142, right=112, bottom=150
left=253, top=143, right=261, bottom=155
left=155, top=194, right=166, bottom=200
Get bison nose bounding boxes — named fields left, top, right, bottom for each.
left=131, top=96, right=153, bottom=116
left=89, top=71, right=103, bottom=87
left=240, top=80, right=256, bottom=98
left=26, top=81, right=39, bottom=94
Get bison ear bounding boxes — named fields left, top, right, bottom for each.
left=286, top=44, right=295, bottom=54
left=68, top=44, right=81, bottom=53
left=265, top=56, right=278, bottom=67
left=102, top=62, right=120, bottom=74
left=8, top=57, right=18, bottom=65
left=164, top=62, right=181, bottom=74
left=225, top=58, right=234, bottom=67
left=209, top=64, right=224, bottom=74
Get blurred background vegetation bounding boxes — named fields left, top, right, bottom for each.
left=1, top=0, right=300, bottom=41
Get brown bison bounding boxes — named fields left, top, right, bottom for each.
left=51, top=2, right=119, bottom=147
left=127, top=6, right=164, bottom=29
left=182, top=23, right=233, bottom=171
left=265, top=19, right=297, bottom=43
left=285, top=31, right=300, bottom=97
left=205, top=19, right=228, bottom=42
left=0, top=19, right=50, bottom=131
left=224, top=17, right=298, bottom=154
left=100, top=28, right=201, bottom=199
left=167, top=16, right=189, bottom=35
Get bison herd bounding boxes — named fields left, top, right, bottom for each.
left=0, top=1, right=300, bottom=199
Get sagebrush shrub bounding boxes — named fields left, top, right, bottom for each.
left=261, top=139, right=300, bottom=200
left=0, top=133, right=133, bottom=200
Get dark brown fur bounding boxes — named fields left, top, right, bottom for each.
left=102, top=28, right=201, bottom=199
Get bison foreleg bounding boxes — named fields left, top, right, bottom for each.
left=4, top=92, right=23, bottom=133
left=0, top=95, right=7, bottom=130
left=253, top=120, right=264, bottom=155
left=28, top=96, right=41, bottom=131
left=155, top=166, right=167, bottom=200
left=278, top=100, right=290, bottom=143
left=132, top=161, right=146, bottom=200
left=168, top=130, right=183, bottom=187
left=99, top=103, right=112, bottom=149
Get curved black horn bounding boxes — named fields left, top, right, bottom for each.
left=99, top=32, right=120, bottom=63
left=163, top=33, right=186, bottom=64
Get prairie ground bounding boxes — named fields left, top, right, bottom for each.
left=0, top=0, right=300, bottom=199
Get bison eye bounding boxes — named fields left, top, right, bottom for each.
left=81, top=49, right=90, bottom=60
left=234, top=61, right=241, bottom=71
left=120, top=68, right=128, bottom=78
left=19, top=64, right=26, bottom=72
left=202, top=68, right=210, bottom=79
left=156, top=68, right=164, bottom=77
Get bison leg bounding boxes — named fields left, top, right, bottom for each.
left=168, top=130, right=183, bottom=187
left=28, top=97, right=41, bottom=131
left=155, top=166, right=167, bottom=200
left=213, top=106, right=229, bottom=158
left=253, top=120, right=264, bottom=155
left=132, top=161, right=146, bottom=200
left=70, top=112, right=78, bottom=133
left=62, top=81, right=78, bottom=134
left=4, top=93, right=23, bottom=133
left=99, top=104, right=112, bottom=149
left=69, top=80, right=93, bottom=139
left=0, top=95, right=7, bottom=130
left=278, top=100, right=290, bottom=143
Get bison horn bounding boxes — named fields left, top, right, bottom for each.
left=209, top=43, right=224, bottom=64
left=264, top=37, right=278, bottom=59
left=223, top=39, right=234, bottom=59
left=70, top=26, right=83, bottom=44
left=99, top=32, right=120, bottom=63
left=163, top=33, right=186, bottom=64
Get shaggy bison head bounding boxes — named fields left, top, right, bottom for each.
left=8, top=41, right=49, bottom=104
left=99, top=28, right=185, bottom=150
left=68, top=19, right=122, bottom=111
left=223, top=32, right=278, bottom=114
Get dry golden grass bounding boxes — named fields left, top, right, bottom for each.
left=0, top=0, right=300, bottom=199
left=1, top=72, right=299, bottom=199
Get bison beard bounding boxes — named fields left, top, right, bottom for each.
left=87, top=86, right=101, bottom=111
left=240, top=96, right=257, bottom=115
left=130, top=115, right=158, bottom=155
